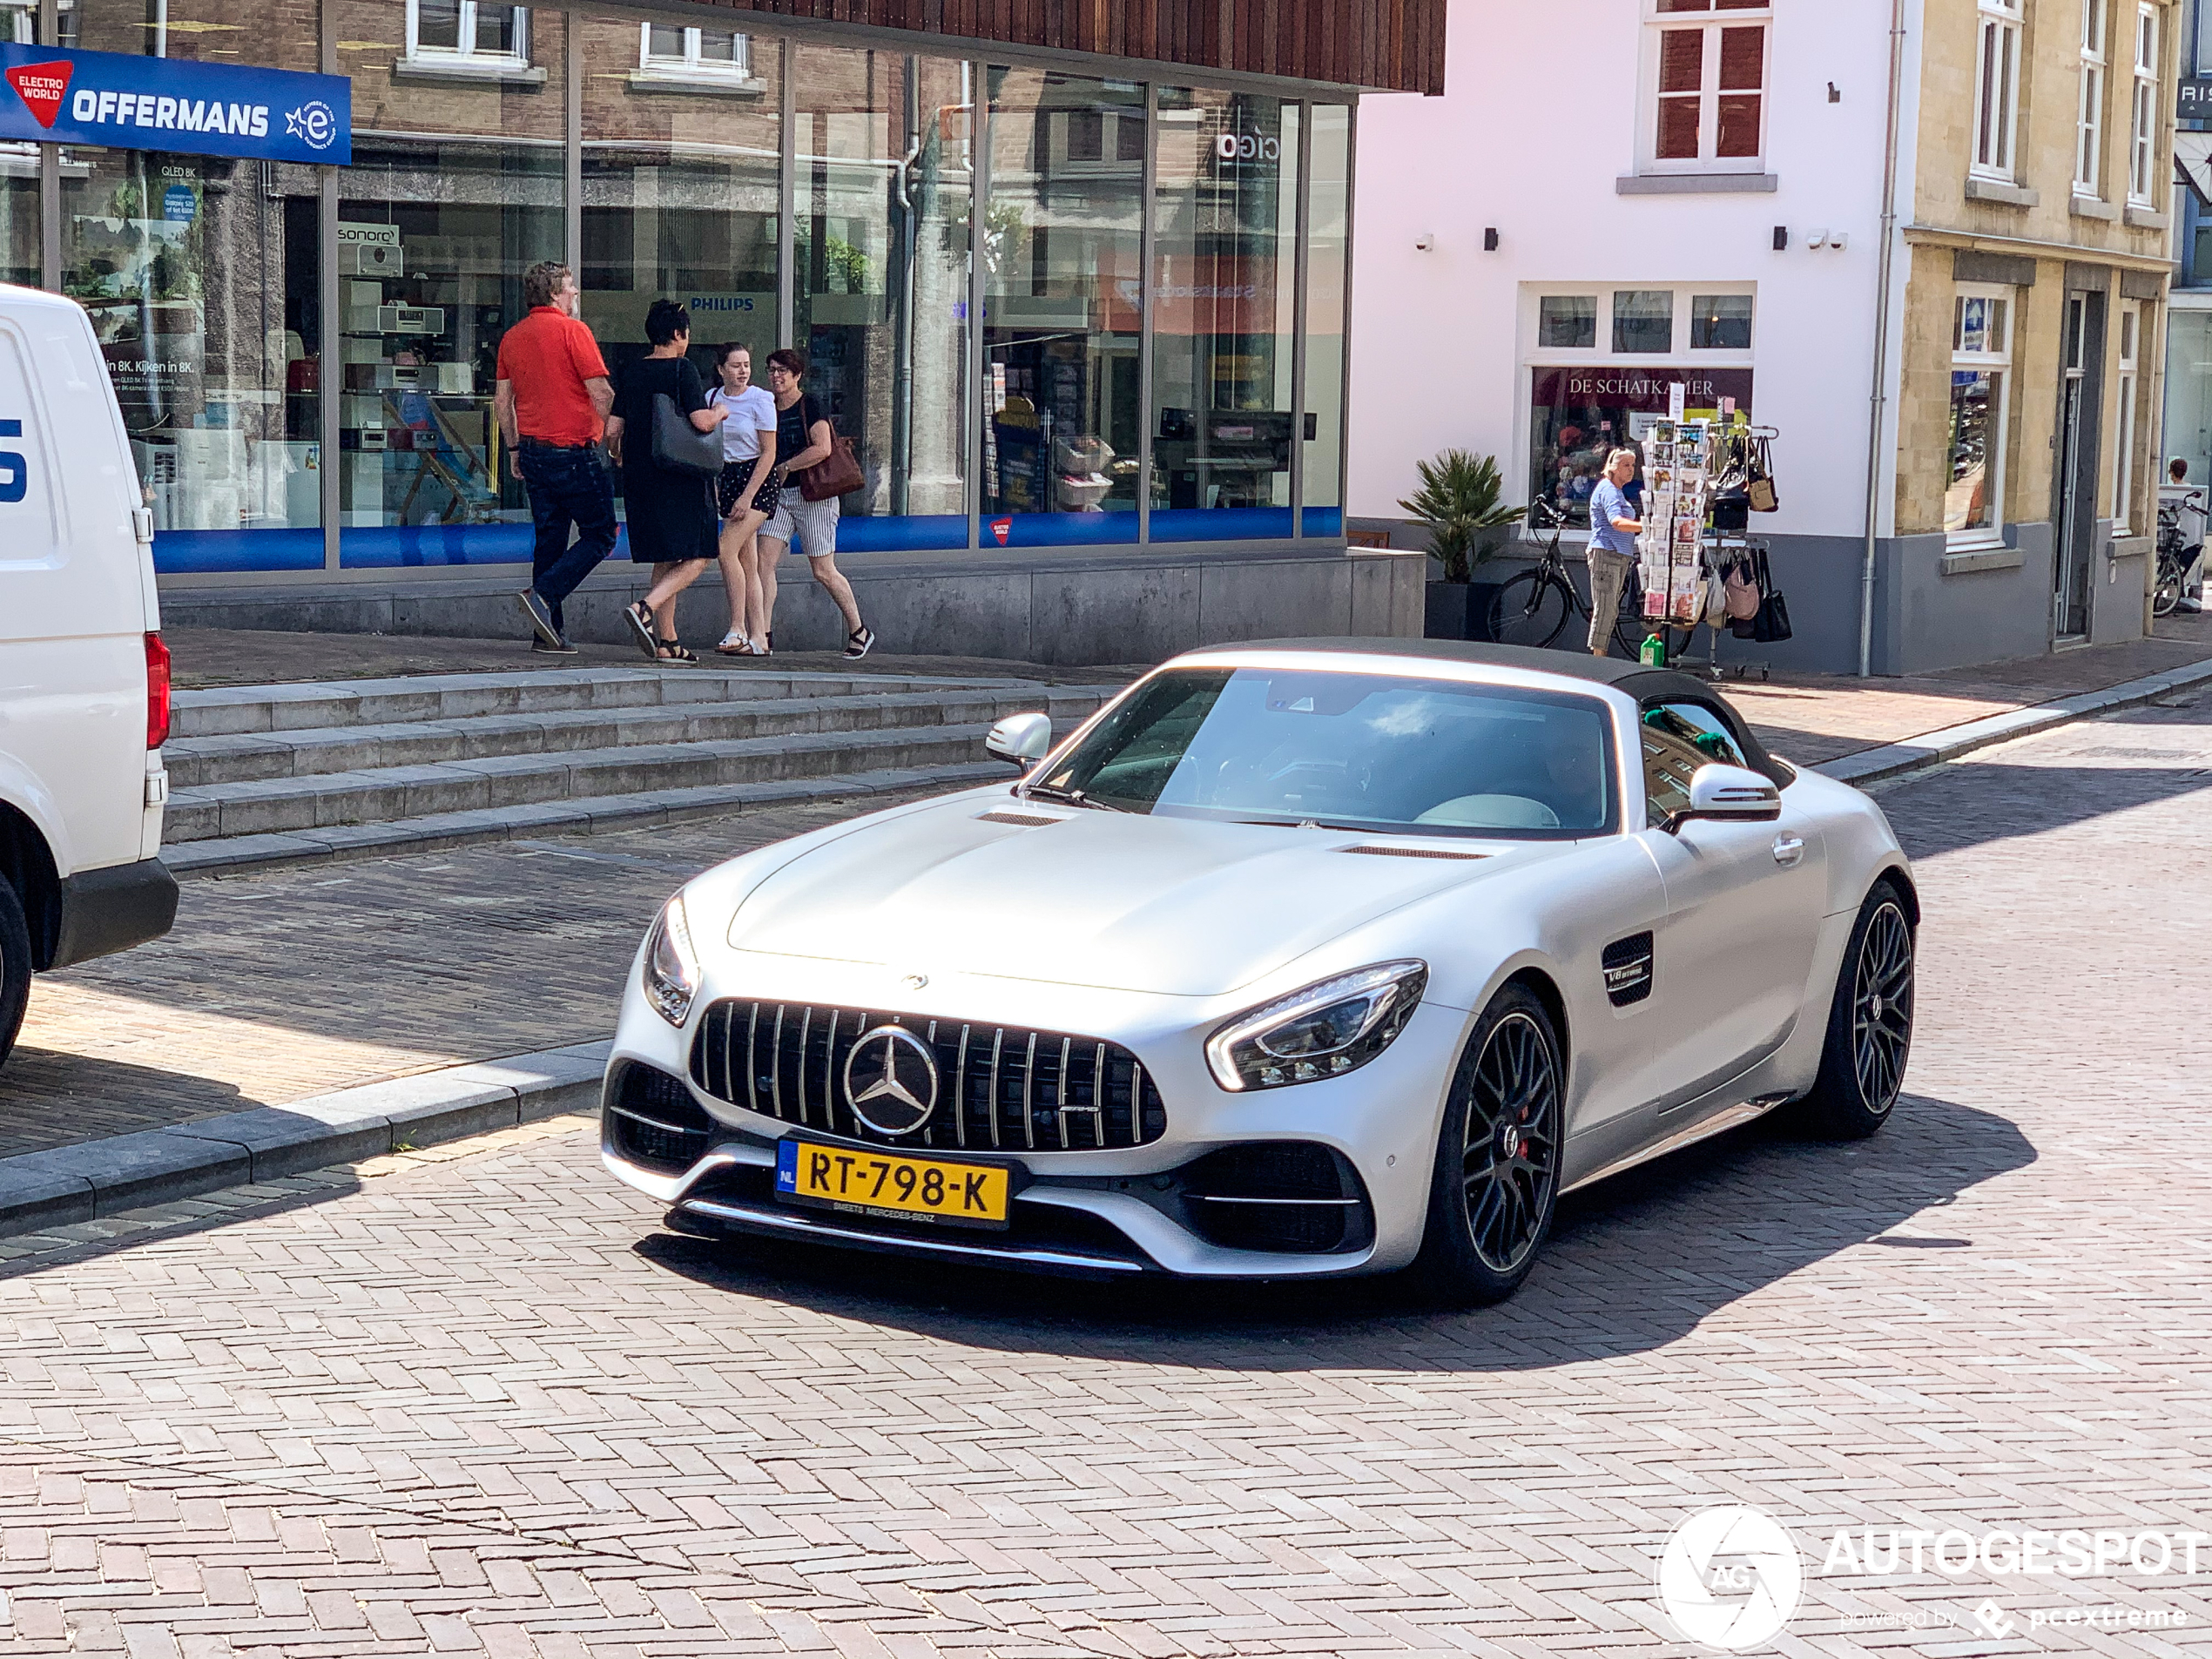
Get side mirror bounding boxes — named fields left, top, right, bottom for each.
left=985, top=711, right=1052, bottom=770
left=1671, top=763, right=1782, bottom=829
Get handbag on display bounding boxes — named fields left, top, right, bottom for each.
left=1750, top=548, right=1794, bottom=643
left=1703, top=570, right=1730, bottom=628
left=1748, top=435, right=1780, bottom=513
left=1710, top=486, right=1751, bottom=532
left=1723, top=557, right=1762, bottom=623
left=651, top=393, right=723, bottom=477
left=799, top=421, right=866, bottom=502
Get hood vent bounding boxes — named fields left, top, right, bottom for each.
left=977, top=811, right=1064, bottom=827
left=1342, top=844, right=1487, bottom=860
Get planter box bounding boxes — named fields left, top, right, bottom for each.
left=1424, top=582, right=1471, bottom=639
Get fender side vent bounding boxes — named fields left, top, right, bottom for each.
left=1602, top=931, right=1656, bottom=1007
left=976, top=812, right=1063, bottom=827
left=1341, top=844, right=1487, bottom=860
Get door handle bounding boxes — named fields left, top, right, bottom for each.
left=1771, top=834, right=1804, bottom=866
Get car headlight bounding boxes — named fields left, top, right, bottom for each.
left=642, top=893, right=700, bottom=1028
left=1205, top=960, right=1428, bottom=1092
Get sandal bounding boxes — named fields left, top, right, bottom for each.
left=716, top=631, right=759, bottom=657
left=655, top=641, right=698, bottom=665
left=622, top=601, right=659, bottom=662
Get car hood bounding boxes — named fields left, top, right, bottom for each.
left=725, top=796, right=1568, bottom=996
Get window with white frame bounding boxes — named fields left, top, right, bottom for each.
left=1644, top=0, right=1771, bottom=172
left=638, top=23, right=753, bottom=82
left=1974, top=0, right=2024, bottom=180
left=406, top=0, right=529, bottom=68
left=1947, top=287, right=2013, bottom=544
left=2078, top=0, right=2107, bottom=194
left=2130, top=3, right=2161, bottom=204
left=2114, top=300, right=2141, bottom=533
left=1524, top=283, right=1756, bottom=527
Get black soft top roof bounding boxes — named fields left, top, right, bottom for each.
left=1178, top=637, right=1786, bottom=782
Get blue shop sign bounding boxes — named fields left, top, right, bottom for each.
left=0, top=44, right=349, bottom=165
left=162, top=183, right=194, bottom=223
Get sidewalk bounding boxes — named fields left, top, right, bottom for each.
left=1, top=617, right=2207, bottom=1232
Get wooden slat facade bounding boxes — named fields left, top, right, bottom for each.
left=685, top=0, right=1447, bottom=92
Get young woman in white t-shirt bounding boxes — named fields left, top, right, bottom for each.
left=705, top=343, right=779, bottom=655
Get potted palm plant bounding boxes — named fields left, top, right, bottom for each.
left=1398, top=450, right=1524, bottom=639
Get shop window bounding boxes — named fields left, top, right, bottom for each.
left=985, top=71, right=1145, bottom=539
left=636, top=24, right=756, bottom=86
left=1689, top=293, right=1753, bottom=349
left=1613, top=290, right=1674, bottom=354
left=2078, top=0, right=2107, bottom=197
left=1947, top=287, right=2013, bottom=546
left=2130, top=3, right=2161, bottom=205
left=1527, top=365, right=1753, bottom=530
left=406, top=0, right=530, bottom=71
left=1303, top=104, right=1352, bottom=524
left=2113, top=300, right=2141, bottom=534
left=1645, top=0, right=1769, bottom=171
left=793, top=44, right=972, bottom=529
left=1539, top=296, right=1598, bottom=350
left=1150, top=87, right=1299, bottom=539
left=1974, top=0, right=2024, bottom=180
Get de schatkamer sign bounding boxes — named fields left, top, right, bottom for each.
left=0, top=43, right=349, bottom=165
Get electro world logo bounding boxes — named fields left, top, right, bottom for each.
left=1657, top=1506, right=1804, bottom=1651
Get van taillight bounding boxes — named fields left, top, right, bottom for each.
left=145, top=631, right=172, bottom=749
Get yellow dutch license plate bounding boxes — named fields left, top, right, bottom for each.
left=775, top=1138, right=1011, bottom=1231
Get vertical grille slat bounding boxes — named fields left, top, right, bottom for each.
left=690, top=1001, right=1165, bottom=1150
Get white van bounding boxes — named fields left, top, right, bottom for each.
left=0, top=284, right=177, bottom=1069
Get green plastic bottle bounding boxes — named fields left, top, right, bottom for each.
left=1639, top=632, right=1666, bottom=666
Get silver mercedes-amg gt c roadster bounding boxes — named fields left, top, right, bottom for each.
left=600, top=639, right=1917, bottom=1303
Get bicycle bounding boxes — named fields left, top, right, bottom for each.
left=2155, top=496, right=2199, bottom=619
left=1487, top=499, right=1677, bottom=658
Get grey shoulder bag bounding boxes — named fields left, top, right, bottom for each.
left=651, top=393, right=722, bottom=477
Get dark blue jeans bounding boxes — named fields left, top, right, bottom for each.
left=517, top=444, right=618, bottom=634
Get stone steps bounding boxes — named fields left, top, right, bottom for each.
left=158, top=664, right=1119, bottom=876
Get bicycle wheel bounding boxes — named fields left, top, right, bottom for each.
left=1488, top=570, right=1575, bottom=649
left=2155, top=555, right=2184, bottom=618
left=1611, top=571, right=1691, bottom=661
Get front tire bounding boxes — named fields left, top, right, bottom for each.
left=1487, top=570, right=1573, bottom=650
left=1797, top=880, right=1915, bottom=1139
left=0, top=878, right=29, bottom=1071
left=1407, top=984, right=1563, bottom=1305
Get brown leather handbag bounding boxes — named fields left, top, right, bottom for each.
left=799, top=421, right=864, bottom=502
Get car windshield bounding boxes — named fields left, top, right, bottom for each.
left=1029, top=668, right=1617, bottom=838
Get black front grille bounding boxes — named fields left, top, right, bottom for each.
left=689, top=1001, right=1168, bottom=1151
left=606, top=1062, right=718, bottom=1174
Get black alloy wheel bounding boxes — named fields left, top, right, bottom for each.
left=1797, top=880, right=1916, bottom=1139
left=1849, top=900, right=1915, bottom=1113
left=1409, top=984, right=1563, bottom=1305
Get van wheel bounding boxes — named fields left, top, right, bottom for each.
left=0, top=878, right=28, bottom=1070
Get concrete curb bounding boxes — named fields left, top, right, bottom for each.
left=0, top=1041, right=610, bottom=1239
left=1812, top=656, right=2212, bottom=787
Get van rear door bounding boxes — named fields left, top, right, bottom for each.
left=0, top=286, right=154, bottom=880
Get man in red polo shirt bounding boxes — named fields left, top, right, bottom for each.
left=496, top=261, right=616, bottom=653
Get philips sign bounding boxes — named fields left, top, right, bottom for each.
left=0, top=44, right=350, bottom=165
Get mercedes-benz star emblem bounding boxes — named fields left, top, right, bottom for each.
left=842, top=1024, right=941, bottom=1136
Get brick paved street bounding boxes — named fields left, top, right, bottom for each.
left=0, top=693, right=2209, bottom=1653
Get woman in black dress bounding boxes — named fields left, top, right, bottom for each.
left=603, top=299, right=725, bottom=663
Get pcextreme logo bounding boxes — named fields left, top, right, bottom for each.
left=1657, top=1506, right=1804, bottom=1651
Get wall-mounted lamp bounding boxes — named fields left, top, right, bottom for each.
left=1413, top=231, right=1436, bottom=252
left=1773, top=226, right=1789, bottom=251
left=1828, top=81, right=1841, bottom=103
left=1483, top=226, right=1500, bottom=252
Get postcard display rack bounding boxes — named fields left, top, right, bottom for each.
left=1635, top=416, right=1777, bottom=680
